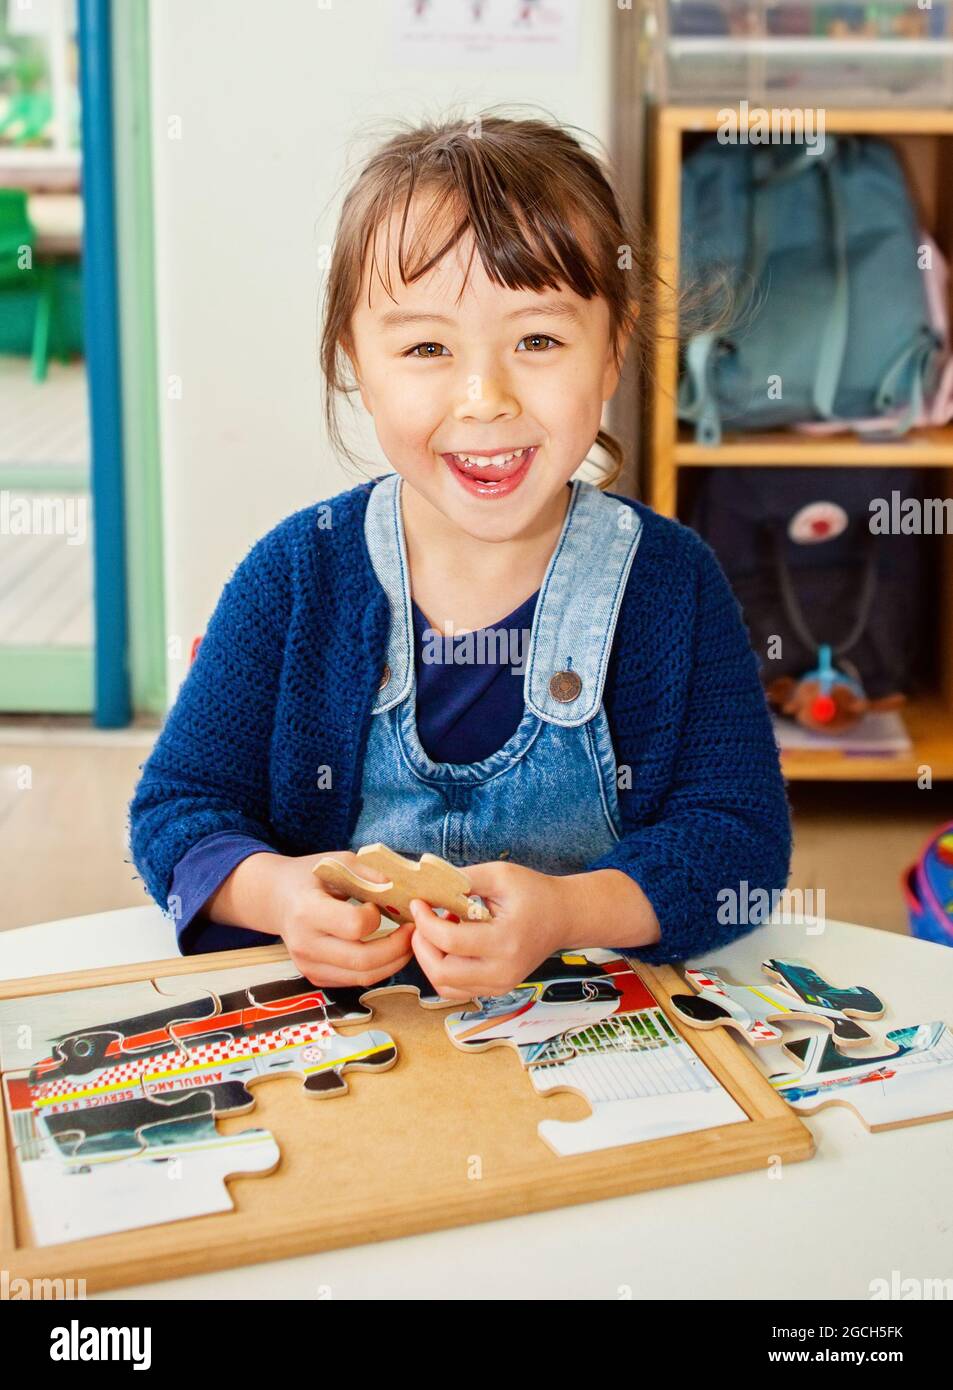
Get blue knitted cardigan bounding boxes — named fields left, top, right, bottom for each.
left=128, top=478, right=792, bottom=965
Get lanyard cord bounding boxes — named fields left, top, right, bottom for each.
left=769, top=523, right=878, bottom=660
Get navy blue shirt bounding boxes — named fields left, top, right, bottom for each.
left=170, top=589, right=539, bottom=951
left=411, top=589, right=538, bottom=763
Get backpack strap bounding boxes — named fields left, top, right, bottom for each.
left=869, top=325, right=940, bottom=437
left=811, top=154, right=850, bottom=420
left=750, top=140, right=850, bottom=422
left=769, top=520, right=878, bottom=660
left=679, top=331, right=723, bottom=446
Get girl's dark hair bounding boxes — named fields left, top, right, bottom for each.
left=320, top=106, right=661, bottom=491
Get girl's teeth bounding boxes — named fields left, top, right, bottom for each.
left=455, top=448, right=526, bottom=469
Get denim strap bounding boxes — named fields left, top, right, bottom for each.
left=525, top=479, right=643, bottom=727
left=363, top=472, right=415, bottom=715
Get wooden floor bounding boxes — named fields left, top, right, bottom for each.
left=0, top=355, right=93, bottom=648
left=783, top=782, right=952, bottom=935
left=0, top=510, right=93, bottom=644
left=0, top=722, right=950, bottom=939
left=0, top=355, right=89, bottom=468
left=0, top=722, right=158, bottom=933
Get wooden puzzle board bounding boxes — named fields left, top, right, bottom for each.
left=0, top=943, right=814, bottom=1294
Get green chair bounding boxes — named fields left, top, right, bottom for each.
left=0, top=186, right=58, bottom=382
left=0, top=91, right=54, bottom=145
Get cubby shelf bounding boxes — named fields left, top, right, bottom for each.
left=675, top=424, right=953, bottom=467
left=780, top=695, right=953, bottom=781
left=647, top=104, right=953, bottom=781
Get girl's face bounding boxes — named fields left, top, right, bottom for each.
left=348, top=200, right=624, bottom=543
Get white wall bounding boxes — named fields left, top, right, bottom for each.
left=148, top=0, right=612, bottom=705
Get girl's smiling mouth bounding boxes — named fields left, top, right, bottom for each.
left=441, top=445, right=539, bottom=498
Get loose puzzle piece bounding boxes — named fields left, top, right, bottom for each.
left=670, top=959, right=886, bottom=1050
left=760, top=959, right=884, bottom=1021
left=442, top=950, right=747, bottom=1156
left=313, top=843, right=492, bottom=937
left=768, top=1021, right=953, bottom=1131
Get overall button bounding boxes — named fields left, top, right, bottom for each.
left=379, top=663, right=391, bottom=690
left=550, top=669, right=582, bottom=703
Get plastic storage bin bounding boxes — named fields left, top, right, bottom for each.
left=650, top=0, right=953, bottom=106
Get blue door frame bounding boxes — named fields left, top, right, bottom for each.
left=78, top=0, right=130, bottom=726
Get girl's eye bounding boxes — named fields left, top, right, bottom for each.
left=405, top=342, right=449, bottom=359
left=517, top=334, right=561, bottom=352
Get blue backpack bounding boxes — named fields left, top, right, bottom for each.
left=679, top=135, right=942, bottom=445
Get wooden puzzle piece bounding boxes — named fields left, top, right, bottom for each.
left=239, top=974, right=374, bottom=1023
left=3, top=1075, right=278, bottom=1246
left=760, top=959, right=885, bottom=1020
left=442, top=950, right=747, bottom=1156
left=670, top=962, right=886, bottom=1050
left=313, top=843, right=492, bottom=937
left=152, top=961, right=313, bottom=1000
left=444, top=952, right=640, bottom=1055
left=529, top=1015, right=748, bottom=1157
left=36, top=1088, right=217, bottom=1163
left=768, top=1021, right=953, bottom=1131
left=163, top=974, right=398, bottom=1098
left=170, top=1016, right=397, bottom=1099
left=0, top=978, right=219, bottom=1071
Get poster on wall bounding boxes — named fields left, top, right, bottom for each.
left=391, top=0, right=580, bottom=71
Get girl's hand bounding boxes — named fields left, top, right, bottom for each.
left=408, top=860, right=568, bottom=1002
left=268, top=851, right=415, bottom=989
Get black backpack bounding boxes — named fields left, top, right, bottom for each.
left=691, top=468, right=930, bottom=700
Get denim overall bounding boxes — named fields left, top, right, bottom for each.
left=350, top=472, right=643, bottom=876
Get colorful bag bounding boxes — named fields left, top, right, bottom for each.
left=903, top=822, right=953, bottom=946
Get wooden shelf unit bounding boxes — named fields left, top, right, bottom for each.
left=648, top=105, right=953, bottom=781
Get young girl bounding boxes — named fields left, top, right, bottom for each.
left=128, top=111, right=791, bottom=1002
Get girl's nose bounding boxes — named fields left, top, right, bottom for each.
left=452, top=370, right=519, bottom=423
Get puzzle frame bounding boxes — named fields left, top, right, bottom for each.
left=0, top=941, right=814, bottom=1294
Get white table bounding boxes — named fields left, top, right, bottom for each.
left=2, top=908, right=952, bottom=1301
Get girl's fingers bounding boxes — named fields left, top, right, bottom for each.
left=311, top=893, right=386, bottom=942
left=411, top=927, right=495, bottom=997
left=460, top=861, right=509, bottom=907
left=292, top=949, right=414, bottom=990
left=409, top=899, right=490, bottom=958
left=294, top=923, right=414, bottom=973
